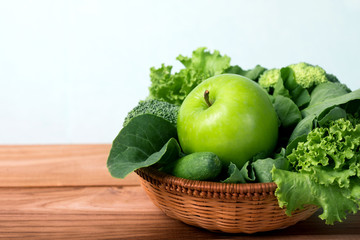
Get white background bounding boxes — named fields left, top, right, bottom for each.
left=1, top=0, right=360, bottom=144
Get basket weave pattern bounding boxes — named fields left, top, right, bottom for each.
left=136, top=167, right=318, bottom=234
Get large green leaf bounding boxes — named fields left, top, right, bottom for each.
left=224, top=64, right=267, bottom=81
left=308, top=82, right=349, bottom=107
left=302, top=88, right=360, bottom=117
left=317, top=107, right=347, bottom=127
left=272, top=168, right=360, bottom=224
left=288, top=115, right=315, bottom=143
left=273, top=95, right=302, bottom=128
left=252, top=156, right=289, bottom=183
left=221, top=162, right=255, bottom=183
left=107, top=114, right=180, bottom=178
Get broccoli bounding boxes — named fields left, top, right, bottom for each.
left=123, top=99, right=179, bottom=127
left=258, top=62, right=329, bottom=89
left=257, top=68, right=281, bottom=89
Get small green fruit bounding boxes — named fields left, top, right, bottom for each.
left=169, top=152, right=222, bottom=181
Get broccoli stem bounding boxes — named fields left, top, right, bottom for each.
left=204, top=90, right=212, bottom=107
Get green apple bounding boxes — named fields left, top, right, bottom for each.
left=177, top=74, right=278, bottom=169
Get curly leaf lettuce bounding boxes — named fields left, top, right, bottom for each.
left=288, top=119, right=360, bottom=171
left=272, top=168, right=360, bottom=224
left=148, top=47, right=231, bottom=105
left=273, top=118, right=360, bottom=224
left=148, top=47, right=267, bottom=105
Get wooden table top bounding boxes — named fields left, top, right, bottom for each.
left=1, top=145, right=359, bottom=240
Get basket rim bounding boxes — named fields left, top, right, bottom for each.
left=136, top=167, right=277, bottom=194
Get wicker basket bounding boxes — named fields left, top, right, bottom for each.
left=135, top=167, right=318, bottom=234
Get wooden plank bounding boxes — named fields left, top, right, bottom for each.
left=0, top=186, right=359, bottom=240
left=0, top=145, right=139, bottom=187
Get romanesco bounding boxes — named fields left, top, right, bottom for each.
left=123, top=99, right=179, bottom=127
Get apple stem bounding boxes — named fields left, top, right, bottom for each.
left=204, top=90, right=212, bottom=107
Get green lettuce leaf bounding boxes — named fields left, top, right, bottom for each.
left=176, top=47, right=231, bottom=76
left=272, top=168, right=360, bottom=224
left=287, top=89, right=360, bottom=151
left=308, top=165, right=357, bottom=188
left=148, top=64, right=184, bottom=106
left=288, top=119, right=360, bottom=171
left=107, top=114, right=180, bottom=178
left=274, top=118, right=360, bottom=224
left=149, top=47, right=231, bottom=105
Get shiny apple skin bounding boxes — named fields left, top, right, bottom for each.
left=177, top=74, right=278, bottom=169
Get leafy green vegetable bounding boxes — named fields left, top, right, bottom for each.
left=271, top=67, right=311, bottom=108
left=259, top=62, right=329, bottom=90
left=221, top=162, right=255, bottom=183
left=309, top=82, right=349, bottom=107
left=148, top=47, right=268, bottom=105
left=288, top=115, right=314, bottom=143
left=302, top=89, right=360, bottom=117
left=273, top=118, right=360, bottom=224
left=288, top=118, right=360, bottom=171
left=281, top=67, right=311, bottom=108
left=272, top=168, right=360, bottom=224
left=287, top=89, right=360, bottom=153
left=148, top=47, right=231, bottom=105
left=325, top=73, right=339, bottom=83
left=224, top=64, right=267, bottom=81
left=285, top=134, right=307, bottom=156
left=273, top=95, right=302, bottom=128
left=107, top=114, right=180, bottom=178
left=273, top=74, right=290, bottom=98
left=123, top=99, right=179, bottom=127
left=317, top=107, right=347, bottom=127
left=252, top=156, right=289, bottom=183
left=222, top=150, right=289, bottom=184
left=108, top=46, right=360, bottom=227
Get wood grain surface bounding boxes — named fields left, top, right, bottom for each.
left=0, top=145, right=359, bottom=239
left=0, top=145, right=138, bottom=187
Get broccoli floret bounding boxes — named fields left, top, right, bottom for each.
left=288, top=62, right=328, bottom=88
left=258, top=68, right=281, bottom=89
left=258, top=62, right=330, bottom=89
left=123, top=99, right=179, bottom=127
